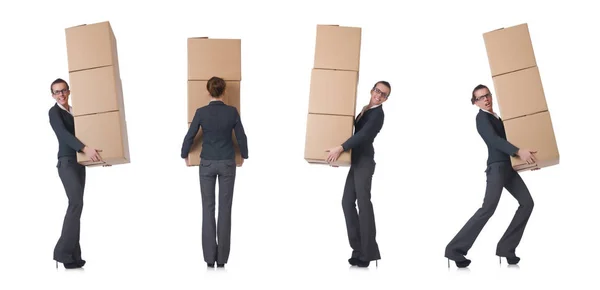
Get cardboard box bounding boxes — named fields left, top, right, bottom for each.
left=492, top=66, right=548, bottom=121
left=186, top=123, right=244, bottom=166
left=187, top=124, right=203, bottom=166
left=314, top=25, right=361, bottom=71
left=65, top=21, right=119, bottom=72
left=304, top=113, right=353, bottom=166
left=308, top=69, right=358, bottom=116
left=69, top=65, right=123, bottom=117
left=75, top=111, right=130, bottom=166
left=188, top=38, right=241, bottom=81
left=503, top=111, right=559, bottom=171
left=188, top=80, right=241, bottom=122
left=483, top=23, right=537, bottom=77
left=66, top=20, right=130, bottom=167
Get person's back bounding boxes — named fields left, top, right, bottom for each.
left=180, top=76, right=247, bottom=269
left=194, top=102, right=243, bottom=161
left=180, top=76, right=248, bottom=162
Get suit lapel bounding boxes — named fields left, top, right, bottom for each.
left=356, top=105, right=368, bottom=122
left=57, top=103, right=74, bottom=126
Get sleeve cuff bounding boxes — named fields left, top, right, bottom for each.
left=511, top=148, right=519, bottom=157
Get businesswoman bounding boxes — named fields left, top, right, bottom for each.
left=48, top=78, right=104, bottom=269
left=326, top=81, right=391, bottom=268
left=444, top=84, right=536, bottom=268
left=181, top=76, right=249, bottom=268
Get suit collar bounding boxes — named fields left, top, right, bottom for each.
left=357, top=104, right=382, bottom=121
left=480, top=108, right=499, bottom=120
left=55, top=102, right=73, bottom=115
left=209, top=100, right=225, bottom=106
left=364, top=104, right=383, bottom=113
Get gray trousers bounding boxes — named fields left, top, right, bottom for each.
left=54, top=156, right=86, bottom=263
left=342, top=157, right=381, bottom=261
left=199, top=159, right=237, bottom=264
left=445, top=161, right=534, bottom=260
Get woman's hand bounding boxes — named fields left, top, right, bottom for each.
left=325, top=145, right=344, bottom=164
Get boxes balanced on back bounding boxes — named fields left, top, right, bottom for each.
left=187, top=37, right=243, bottom=166
left=483, top=23, right=559, bottom=171
left=65, top=21, right=130, bottom=166
left=304, top=24, right=362, bottom=166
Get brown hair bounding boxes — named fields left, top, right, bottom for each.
left=471, top=84, right=489, bottom=104
left=50, top=78, right=69, bottom=93
left=206, top=76, right=226, bottom=98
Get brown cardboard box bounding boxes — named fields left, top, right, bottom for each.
left=503, top=111, right=559, bottom=171
left=483, top=23, right=537, bottom=77
left=308, top=69, right=358, bottom=116
left=65, top=21, right=119, bottom=72
left=492, top=66, right=548, bottom=121
left=187, top=80, right=241, bottom=122
left=225, top=81, right=241, bottom=116
left=187, top=124, right=203, bottom=166
left=304, top=113, right=353, bottom=166
left=69, top=65, right=123, bottom=117
left=314, top=25, right=361, bottom=71
left=75, top=111, right=130, bottom=166
left=66, top=20, right=130, bottom=167
left=186, top=123, right=244, bottom=166
left=188, top=38, right=241, bottom=81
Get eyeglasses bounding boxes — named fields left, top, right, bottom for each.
left=52, top=89, right=70, bottom=95
left=373, top=87, right=389, bottom=98
left=475, top=93, right=491, bottom=102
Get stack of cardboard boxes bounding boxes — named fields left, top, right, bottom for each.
left=304, top=24, right=362, bottom=166
left=187, top=37, right=243, bottom=166
left=483, top=23, right=559, bottom=171
left=65, top=21, right=130, bottom=166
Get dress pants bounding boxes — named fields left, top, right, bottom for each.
left=445, top=161, right=535, bottom=261
left=342, top=157, right=381, bottom=262
left=54, top=156, right=86, bottom=263
left=199, top=159, right=237, bottom=264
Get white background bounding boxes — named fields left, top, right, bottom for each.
left=0, top=0, right=598, bottom=289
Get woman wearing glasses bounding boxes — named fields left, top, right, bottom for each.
left=444, top=84, right=536, bottom=268
left=326, top=81, right=391, bottom=268
left=48, top=78, right=103, bottom=269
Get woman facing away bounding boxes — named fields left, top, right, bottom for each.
left=180, top=76, right=248, bottom=268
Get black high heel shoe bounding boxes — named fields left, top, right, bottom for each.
left=498, top=256, right=520, bottom=265
left=349, top=257, right=378, bottom=268
left=356, top=259, right=370, bottom=268
left=55, top=261, right=83, bottom=269
left=447, top=258, right=471, bottom=268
